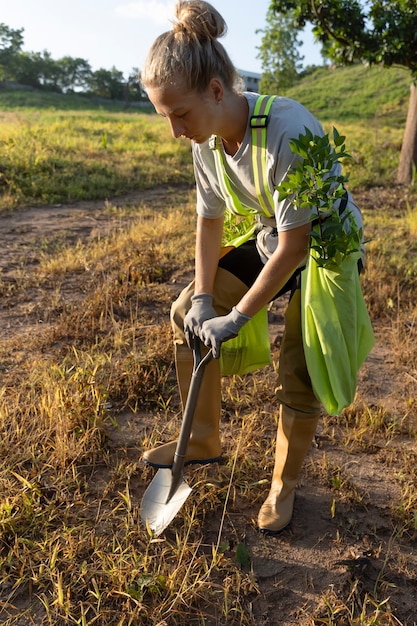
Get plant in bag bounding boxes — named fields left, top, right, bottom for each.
left=222, top=210, right=256, bottom=246
left=276, top=127, right=374, bottom=415
left=276, top=127, right=363, bottom=267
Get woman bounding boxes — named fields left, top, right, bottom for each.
left=140, top=0, right=363, bottom=533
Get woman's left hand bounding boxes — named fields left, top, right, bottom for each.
left=201, top=307, right=251, bottom=358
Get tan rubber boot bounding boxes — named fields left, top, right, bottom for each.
left=142, top=345, right=222, bottom=468
left=143, top=264, right=249, bottom=469
left=257, top=405, right=320, bottom=533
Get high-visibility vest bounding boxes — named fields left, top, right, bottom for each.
left=209, top=95, right=276, bottom=246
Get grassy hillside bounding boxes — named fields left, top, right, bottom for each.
left=0, top=87, right=153, bottom=113
left=286, top=64, right=410, bottom=127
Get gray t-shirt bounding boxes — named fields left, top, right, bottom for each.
left=192, top=92, right=363, bottom=263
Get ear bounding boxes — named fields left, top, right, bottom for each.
left=208, top=77, right=224, bottom=104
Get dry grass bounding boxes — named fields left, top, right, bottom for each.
left=0, top=185, right=416, bottom=624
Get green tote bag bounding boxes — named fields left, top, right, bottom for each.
left=220, top=305, right=271, bottom=376
left=301, top=248, right=375, bottom=415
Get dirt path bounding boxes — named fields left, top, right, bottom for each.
left=1, top=185, right=416, bottom=625
left=0, top=187, right=182, bottom=279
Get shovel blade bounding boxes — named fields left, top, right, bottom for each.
left=140, top=468, right=192, bottom=536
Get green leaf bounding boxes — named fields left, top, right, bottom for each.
left=275, top=125, right=360, bottom=268
left=235, top=543, right=251, bottom=569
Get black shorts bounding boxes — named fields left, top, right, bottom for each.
left=218, top=239, right=302, bottom=301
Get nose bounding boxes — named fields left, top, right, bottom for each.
left=169, top=117, right=185, bottom=139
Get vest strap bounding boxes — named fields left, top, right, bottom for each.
left=209, top=95, right=276, bottom=222
left=251, top=95, right=276, bottom=218
left=209, top=135, right=250, bottom=217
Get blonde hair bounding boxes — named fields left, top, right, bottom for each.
left=141, top=0, right=240, bottom=92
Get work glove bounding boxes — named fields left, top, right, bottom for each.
left=184, top=293, right=218, bottom=348
left=201, top=307, right=251, bottom=359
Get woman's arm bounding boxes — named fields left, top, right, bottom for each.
left=237, top=222, right=310, bottom=317
left=194, top=215, right=224, bottom=294
left=183, top=214, right=224, bottom=345
left=199, top=222, right=311, bottom=357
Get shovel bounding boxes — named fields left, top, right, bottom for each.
left=140, top=338, right=213, bottom=536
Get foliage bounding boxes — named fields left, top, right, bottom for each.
left=7, top=50, right=94, bottom=94
left=270, top=0, right=417, bottom=184
left=276, top=127, right=362, bottom=267
left=86, top=66, right=126, bottom=100
left=0, top=21, right=146, bottom=100
left=0, top=23, right=24, bottom=80
left=222, top=211, right=256, bottom=247
left=270, top=0, right=417, bottom=77
left=257, top=6, right=304, bottom=94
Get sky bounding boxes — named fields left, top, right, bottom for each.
left=0, top=0, right=323, bottom=78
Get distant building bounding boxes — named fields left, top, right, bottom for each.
left=238, top=69, right=261, bottom=93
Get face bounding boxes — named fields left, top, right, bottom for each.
left=147, top=80, right=222, bottom=144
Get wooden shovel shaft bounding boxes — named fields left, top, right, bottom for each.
left=165, top=342, right=213, bottom=503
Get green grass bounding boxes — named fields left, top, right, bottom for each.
left=0, top=103, right=193, bottom=210
left=285, top=64, right=410, bottom=188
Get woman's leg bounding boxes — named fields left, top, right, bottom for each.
left=142, top=262, right=250, bottom=468
left=257, top=288, right=321, bottom=532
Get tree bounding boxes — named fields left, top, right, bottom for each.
left=14, top=50, right=85, bottom=93
left=127, top=68, right=148, bottom=101
left=87, top=67, right=125, bottom=100
left=257, top=6, right=304, bottom=94
left=12, top=51, right=45, bottom=88
left=0, top=21, right=131, bottom=100
left=31, top=51, right=60, bottom=91
left=54, top=57, right=92, bottom=93
left=270, top=0, right=417, bottom=184
left=0, top=23, right=24, bottom=81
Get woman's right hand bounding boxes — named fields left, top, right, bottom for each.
left=184, top=293, right=217, bottom=347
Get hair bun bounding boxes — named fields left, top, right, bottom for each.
left=142, top=0, right=238, bottom=92
left=173, top=0, right=227, bottom=42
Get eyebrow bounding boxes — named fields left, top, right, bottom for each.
left=160, top=105, right=188, bottom=118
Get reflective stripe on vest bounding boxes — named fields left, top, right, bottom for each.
left=251, top=95, right=275, bottom=218
left=209, top=134, right=253, bottom=217
left=209, top=94, right=276, bottom=220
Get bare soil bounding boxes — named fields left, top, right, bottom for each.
left=0, top=185, right=416, bottom=625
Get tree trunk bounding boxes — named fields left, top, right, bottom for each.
left=397, top=82, right=417, bottom=185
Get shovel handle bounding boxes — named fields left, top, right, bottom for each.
left=166, top=338, right=213, bottom=502
left=190, top=335, right=213, bottom=377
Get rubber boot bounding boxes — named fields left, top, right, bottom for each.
left=257, top=405, right=320, bottom=533
left=143, top=264, right=249, bottom=469
left=142, top=345, right=222, bottom=468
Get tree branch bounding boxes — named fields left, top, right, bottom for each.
left=310, top=0, right=353, bottom=48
